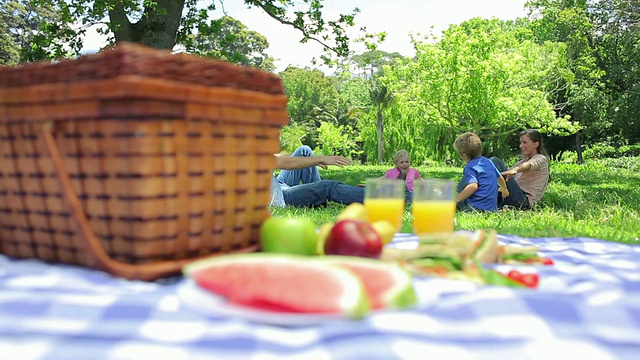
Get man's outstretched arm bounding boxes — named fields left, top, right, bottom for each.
left=274, top=154, right=352, bottom=170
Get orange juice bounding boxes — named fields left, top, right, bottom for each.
left=365, top=198, right=405, bottom=231
left=412, top=200, right=456, bottom=234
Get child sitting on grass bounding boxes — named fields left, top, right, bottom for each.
left=383, top=149, right=422, bottom=205
left=454, top=132, right=509, bottom=212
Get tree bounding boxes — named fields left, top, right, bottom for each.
left=369, top=82, right=395, bottom=164
left=315, top=121, right=360, bottom=158
left=279, top=66, right=338, bottom=147
left=527, top=0, right=607, bottom=162
left=380, top=18, right=579, bottom=162
left=279, top=66, right=370, bottom=158
left=313, top=74, right=370, bottom=130
left=280, top=66, right=337, bottom=125
left=311, top=83, right=367, bottom=159
left=27, top=0, right=364, bottom=63
left=527, top=0, right=640, bottom=149
left=187, top=15, right=275, bottom=72
left=0, top=0, right=61, bottom=63
left=339, top=50, right=404, bottom=163
left=349, top=50, right=404, bottom=78
left=0, top=17, right=19, bottom=65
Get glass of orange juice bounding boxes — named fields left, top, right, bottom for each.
left=364, top=178, right=405, bottom=231
left=412, top=179, right=456, bottom=234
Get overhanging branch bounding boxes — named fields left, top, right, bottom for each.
left=245, top=1, right=342, bottom=55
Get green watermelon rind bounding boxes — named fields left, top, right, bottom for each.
left=183, top=253, right=371, bottom=319
left=317, top=256, right=418, bottom=310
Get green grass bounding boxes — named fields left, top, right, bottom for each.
left=270, top=159, right=640, bottom=245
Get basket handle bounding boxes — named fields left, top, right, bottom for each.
left=41, top=122, right=247, bottom=281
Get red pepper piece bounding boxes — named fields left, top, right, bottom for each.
left=520, top=273, right=540, bottom=288
left=506, top=270, right=539, bottom=288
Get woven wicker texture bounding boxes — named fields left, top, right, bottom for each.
left=0, top=43, right=289, bottom=280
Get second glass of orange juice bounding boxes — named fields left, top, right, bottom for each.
left=412, top=179, right=456, bottom=234
left=364, top=178, right=405, bottom=231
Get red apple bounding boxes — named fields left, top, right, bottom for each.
left=324, top=220, right=383, bottom=258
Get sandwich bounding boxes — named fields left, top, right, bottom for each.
left=499, top=245, right=554, bottom=265
left=470, top=229, right=500, bottom=264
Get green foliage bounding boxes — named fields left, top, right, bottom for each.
left=315, top=121, right=360, bottom=158
left=278, top=123, right=307, bottom=153
left=0, top=0, right=19, bottom=65
left=366, top=81, right=396, bottom=164
left=359, top=107, right=455, bottom=165
left=335, top=76, right=371, bottom=110
left=380, top=18, right=580, bottom=162
left=271, top=158, right=640, bottom=244
left=244, top=0, right=363, bottom=65
left=0, top=0, right=63, bottom=63
left=280, top=66, right=338, bottom=128
left=18, top=0, right=365, bottom=66
left=594, top=157, right=640, bottom=173
left=278, top=10, right=638, bottom=164
left=527, top=0, right=640, bottom=147
left=186, top=15, right=275, bottom=72
left=583, top=143, right=640, bottom=160
left=348, top=50, right=404, bottom=78
left=0, top=30, right=19, bottom=66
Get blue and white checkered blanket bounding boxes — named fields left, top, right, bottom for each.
left=1, top=233, right=639, bottom=360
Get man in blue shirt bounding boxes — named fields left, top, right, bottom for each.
left=270, top=146, right=364, bottom=208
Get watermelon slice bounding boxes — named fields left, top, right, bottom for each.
left=321, top=256, right=417, bottom=310
left=183, top=253, right=370, bottom=318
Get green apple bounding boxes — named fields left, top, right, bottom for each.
left=260, top=217, right=319, bottom=255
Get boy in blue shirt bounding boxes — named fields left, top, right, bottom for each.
left=454, top=132, right=509, bottom=211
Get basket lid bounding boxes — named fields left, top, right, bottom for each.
left=0, top=42, right=283, bottom=95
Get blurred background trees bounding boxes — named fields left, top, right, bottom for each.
left=1, top=0, right=638, bottom=164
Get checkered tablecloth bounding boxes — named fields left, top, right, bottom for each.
left=1, top=233, right=639, bottom=360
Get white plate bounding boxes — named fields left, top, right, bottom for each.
left=178, top=232, right=491, bottom=326
left=177, top=279, right=351, bottom=326
left=177, top=234, right=478, bottom=326
left=177, top=275, right=477, bottom=326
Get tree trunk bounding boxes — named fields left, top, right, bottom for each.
left=376, top=105, right=384, bottom=164
left=109, top=0, right=186, bottom=49
left=576, top=130, right=584, bottom=164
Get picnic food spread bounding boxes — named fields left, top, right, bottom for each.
left=381, top=230, right=553, bottom=288
left=186, top=205, right=555, bottom=318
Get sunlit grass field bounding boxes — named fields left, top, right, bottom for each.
left=270, top=158, right=640, bottom=245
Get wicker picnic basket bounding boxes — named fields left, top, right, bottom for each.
left=0, top=43, right=288, bottom=280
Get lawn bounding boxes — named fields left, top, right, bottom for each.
left=270, top=158, right=640, bottom=245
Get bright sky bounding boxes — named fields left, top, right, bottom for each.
left=82, top=0, right=529, bottom=72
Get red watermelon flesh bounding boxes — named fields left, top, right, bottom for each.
left=322, top=256, right=417, bottom=310
left=184, top=254, right=370, bottom=318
